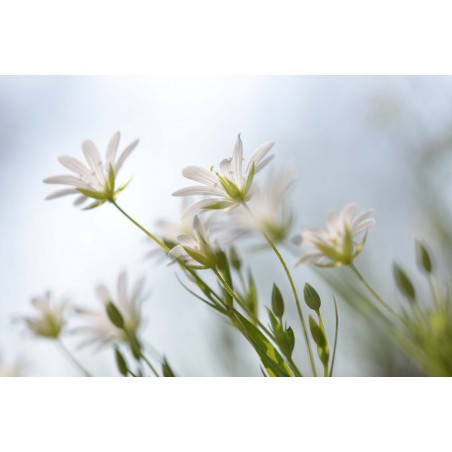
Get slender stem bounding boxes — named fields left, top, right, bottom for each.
left=241, top=202, right=317, bottom=376
left=213, top=268, right=275, bottom=341
left=329, top=297, right=339, bottom=377
left=349, top=263, right=400, bottom=319
left=141, top=353, right=160, bottom=377
left=112, top=201, right=170, bottom=252
left=128, top=369, right=138, bottom=377
left=57, top=338, right=92, bottom=377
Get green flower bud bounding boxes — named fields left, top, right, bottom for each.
left=229, top=246, right=242, bottom=271
left=416, top=241, right=432, bottom=274
left=114, top=347, right=128, bottom=377
left=271, top=284, right=285, bottom=318
left=303, top=283, right=321, bottom=311
left=393, top=263, right=416, bottom=302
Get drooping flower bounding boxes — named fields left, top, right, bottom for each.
left=73, top=271, right=145, bottom=347
left=16, top=291, right=68, bottom=339
left=220, top=166, right=295, bottom=244
left=43, top=131, right=138, bottom=209
left=169, top=216, right=218, bottom=268
left=173, top=134, right=274, bottom=216
left=294, top=203, right=375, bottom=267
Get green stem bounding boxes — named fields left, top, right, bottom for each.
left=141, top=353, right=160, bottom=377
left=112, top=201, right=170, bottom=252
left=213, top=268, right=274, bottom=341
left=57, top=338, right=92, bottom=377
left=242, top=202, right=317, bottom=376
left=349, top=263, right=400, bottom=319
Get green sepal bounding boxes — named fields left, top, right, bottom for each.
left=416, top=241, right=432, bottom=274
left=205, top=200, right=235, bottom=210
left=106, top=301, right=125, bottom=329
left=229, top=246, right=241, bottom=271
left=162, top=357, right=176, bottom=377
left=77, top=188, right=110, bottom=200
left=393, top=263, right=416, bottom=302
left=243, top=162, right=255, bottom=195
left=114, top=347, right=128, bottom=376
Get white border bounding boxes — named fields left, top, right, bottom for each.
left=0, top=378, right=449, bottom=451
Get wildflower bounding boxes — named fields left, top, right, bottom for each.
left=74, top=271, right=145, bottom=347
left=221, top=166, right=295, bottom=243
left=173, top=134, right=274, bottom=215
left=169, top=216, right=218, bottom=268
left=16, top=291, right=68, bottom=339
left=43, top=131, right=138, bottom=209
left=294, top=203, right=375, bottom=267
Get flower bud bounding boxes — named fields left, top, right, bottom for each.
left=416, top=241, right=432, bottom=274
left=105, top=301, right=125, bottom=329
left=303, top=283, right=321, bottom=311
left=393, top=263, right=416, bottom=302
left=271, top=284, right=285, bottom=318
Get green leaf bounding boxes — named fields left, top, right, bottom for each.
left=271, top=284, right=285, bottom=318
left=162, top=357, right=176, bottom=377
left=106, top=301, right=125, bottom=329
left=231, top=310, right=294, bottom=377
left=229, top=246, right=241, bottom=271
left=393, top=263, right=416, bottom=301
left=114, top=347, right=128, bottom=376
left=416, top=241, right=432, bottom=274
left=77, top=188, right=109, bottom=200
left=128, top=333, right=142, bottom=360
left=309, top=315, right=326, bottom=348
left=303, top=283, right=321, bottom=311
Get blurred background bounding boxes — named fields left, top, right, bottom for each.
left=1, top=76, right=452, bottom=376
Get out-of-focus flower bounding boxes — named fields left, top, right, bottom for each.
left=0, top=352, right=23, bottom=377
left=43, top=131, right=138, bottom=209
left=173, top=134, right=274, bottom=216
left=169, top=216, right=218, bottom=268
left=294, top=203, right=375, bottom=267
left=74, top=271, right=145, bottom=347
left=221, top=166, right=295, bottom=243
left=16, top=291, right=68, bottom=339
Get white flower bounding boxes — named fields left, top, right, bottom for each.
left=173, top=134, right=274, bottom=216
left=294, top=203, right=375, bottom=267
left=43, top=131, right=138, bottom=208
left=74, top=271, right=145, bottom=347
left=169, top=216, right=218, bottom=268
left=221, top=166, right=295, bottom=244
left=16, top=291, right=68, bottom=339
left=0, top=352, right=23, bottom=377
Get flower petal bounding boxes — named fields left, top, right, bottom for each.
left=106, top=131, right=120, bottom=168
left=115, top=139, right=139, bottom=174
left=247, top=141, right=275, bottom=173
left=182, top=166, right=219, bottom=186
left=45, top=188, right=78, bottom=200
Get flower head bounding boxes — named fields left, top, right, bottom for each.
left=173, top=134, right=274, bottom=216
left=74, top=271, right=145, bottom=348
left=222, top=166, right=295, bottom=244
left=169, top=216, right=218, bottom=268
left=16, top=291, right=68, bottom=339
left=294, top=203, right=375, bottom=267
left=43, top=131, right=138, bottom=209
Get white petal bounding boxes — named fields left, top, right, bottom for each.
left=45, top=188, right=78, bottom=200
left=95, top=284, right=111, bottom=303
left=43, top=175, right=88, bottom=189
left=172, top=186, right=225, bottom=197
left=182, top=166, right=219, bottom=185
left=177, top=233, right=197, bottom=248
left=254, top=155, right=274, bottom=173
left=81, top=140, right=105, bottom=184
left=57, top=156, right=91, bottom=178
left=106, top=131, right=120, bottom=168
left=73, top=195, right=87, bottom=206
left=232, top=134, right=243, bottom=185
left=114, top=139, right=139, bottom=174
left=181, top=198, right=221, bottom=222
left=340, top=203, right=357, bottom=224
left=169, top=245, right=186, bottom=258
left=220, top=158, right=234, bottom=180
left=247, top=141, right=275, bottom=173
left=352, top=218, right=376, bottom=235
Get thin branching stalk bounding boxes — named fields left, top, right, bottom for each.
left=241, top=202, right=318, bottom=377
left=57, top=338, right=92, bottom=377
